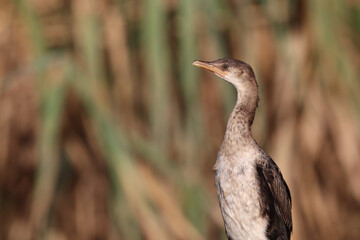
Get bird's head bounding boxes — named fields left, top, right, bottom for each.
left=192, top=58, right=257, bottom=90
left=193, top=58, right=259, bottom=110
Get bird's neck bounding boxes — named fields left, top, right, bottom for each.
left=219, top=102, right=257, bottom=157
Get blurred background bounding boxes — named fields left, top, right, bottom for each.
left=1, top=0, right=360, bottom=239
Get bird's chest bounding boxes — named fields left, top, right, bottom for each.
left=214, top=155, right=268, bottom=240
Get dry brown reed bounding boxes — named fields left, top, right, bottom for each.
left=0, top=0, right=360, bottom=240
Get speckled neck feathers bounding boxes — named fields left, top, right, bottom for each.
left=219, top=106, right=254, bottom=157
left=219, top=87, right=259, bottom=158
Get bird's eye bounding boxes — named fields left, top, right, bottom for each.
left=221, top=64, right=228, bottom=69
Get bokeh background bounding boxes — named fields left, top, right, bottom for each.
left=1, top=0, right=360, bottom=239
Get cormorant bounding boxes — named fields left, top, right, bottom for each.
left=193, top=58, right=292, bottom=240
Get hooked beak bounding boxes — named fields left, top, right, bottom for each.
left=192, top=60, right=226, bottom=78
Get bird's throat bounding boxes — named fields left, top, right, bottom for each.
left=219, top=105, right=256, bottom=157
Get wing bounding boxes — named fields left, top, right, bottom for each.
left=260, top=158, right=292, bottom=234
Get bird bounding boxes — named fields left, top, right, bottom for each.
left=193, top=58, right=292, bottom=240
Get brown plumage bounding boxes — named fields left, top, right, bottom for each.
left=193, top=58, right=292, bottom=240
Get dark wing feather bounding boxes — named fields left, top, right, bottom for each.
left=261, top=158, right=292, bottom=234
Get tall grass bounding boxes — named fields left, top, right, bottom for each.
left=0, top=0, right=360, bottom=240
